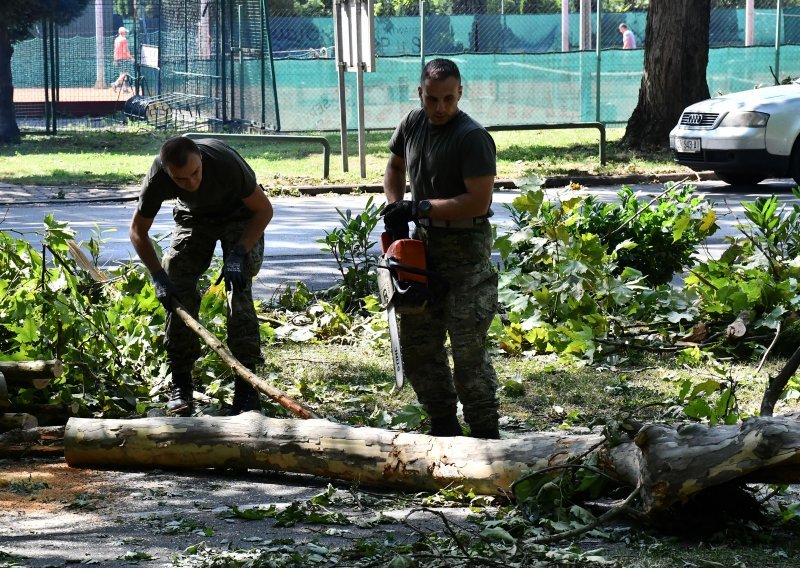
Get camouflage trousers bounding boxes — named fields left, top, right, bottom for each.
left=162, top=214, right=264, bottom=374
left=399, top=222, right=500, bottom=432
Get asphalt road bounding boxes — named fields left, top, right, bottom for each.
left=2, top=178, right=798, bottom=300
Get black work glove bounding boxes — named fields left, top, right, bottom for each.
left=224, top=244, right=248, bottom=292
left=152, top=270, right=179, bottom=311
left=382, top=200, right=416, bottom=241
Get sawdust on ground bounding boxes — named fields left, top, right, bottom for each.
left=0, top=460, right=115, bottom=513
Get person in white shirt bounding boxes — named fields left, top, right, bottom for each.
left=619, top=23, right=637, bottom=49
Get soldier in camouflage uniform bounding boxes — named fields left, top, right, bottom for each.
left=382, top=58, right=501, bottom=439
left=130, top=136, right=273, bottom=416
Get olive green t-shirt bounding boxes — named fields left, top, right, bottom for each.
left=388, top=109, right=496, bottom=203
left=137, top=138, right=257, bottom=220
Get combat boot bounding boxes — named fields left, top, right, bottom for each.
left=229, top=378, right=261, bottom=415
left=429, top=414, right=463, bottom=437
left=166, top=371, right=193, bottom=417
left=469, top=424, right=501, bottom=439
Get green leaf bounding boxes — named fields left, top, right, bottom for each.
left=480, top=527, right=516, bottom=544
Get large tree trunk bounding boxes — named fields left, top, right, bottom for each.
left=64, top=414, right=800, bottom=515
left=0, top=24, right=20, bottom=144
left=622, top=0, right=711, bottom=149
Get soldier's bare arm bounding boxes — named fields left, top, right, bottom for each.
left=383, top=152, right=407, bottom=203
left=129, top=210, right=163, bottom=275
left=237, top=184, right=274, bottom=251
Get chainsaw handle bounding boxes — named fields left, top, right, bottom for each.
left=382, top=257, right=437, bottom=278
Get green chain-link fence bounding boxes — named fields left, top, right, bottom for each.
left=11, top=1, right=800, bottom=132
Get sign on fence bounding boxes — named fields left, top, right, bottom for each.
left=140, top=44, right=159, bottom=68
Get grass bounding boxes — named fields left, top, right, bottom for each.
left=0, top=126, right=689, bottom=189
left=261, top=341, right=798, bottom=433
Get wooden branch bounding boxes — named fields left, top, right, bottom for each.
left=0, top=360, right=62, bottom=388
left=726, top=310, right=754, bottom=341
left=0, top=413, right=38, bottom=432
left=173, top=303, right=319, bottom=419
left=760, top=343, right=800, bottom=416
left=8, top=402, right=80, bottom=420
left=0, top=425, right=65, bottom=456
left=0, top=372, right=8, bottom=409
left=756, top=322, right=782, bottom=374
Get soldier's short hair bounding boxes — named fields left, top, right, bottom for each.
left=421, top=58, right=461, bottom=86
left=160, top=136, right=200, bottom=168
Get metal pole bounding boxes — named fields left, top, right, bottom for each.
left=745, top=0, right=754, bottom=47
left=42, top=19, right=51, bottom=133
left=94, top=0, right=106, bottom=88
left=184, top=0, right=189, bottom=72
left=333, top=0, right=349, bottom=172
left=262, top=0, right=280, bottom=130
left=157, top=0, right=163, bottom=95
left=220, top=0, right=228, bottom=123
left=775, top=0, right=783, bottom=83
left=50, top=21, right=58, bottom=135
left=595, top=0, right=601, bottom=122
left=229, top=0, right=235, bottom=120
left=238, top=3, right=244, bottom=121
left=355, top=0, right=367, bottom=178
left=561, top=0, right=569, bottom=52
left=419, top=0, right=425, bottom=71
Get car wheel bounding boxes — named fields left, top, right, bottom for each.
left=714, top=172, right=765, bottom=186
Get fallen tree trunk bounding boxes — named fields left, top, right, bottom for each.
left=0, top=425, right=65, bottom=456
left=0, top=413, right=38, bottom=432
left=0, top=360, right=62, bottom=386
left=0, top=372, right=8, bottom=409
left=64, top=414, right=800, bottom=514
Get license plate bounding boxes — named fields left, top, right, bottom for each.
left=675, top=137, right=701, bottom=153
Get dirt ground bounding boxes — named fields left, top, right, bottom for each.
left=0, top=456, right=466, bottom=567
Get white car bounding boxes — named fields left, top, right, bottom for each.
left=669, top=81, right=800, bottom=186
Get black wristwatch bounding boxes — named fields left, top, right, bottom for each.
left=417, top=199, right=432, bottom=219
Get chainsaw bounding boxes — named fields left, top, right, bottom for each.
left=377, top=233, right=433, bottom=390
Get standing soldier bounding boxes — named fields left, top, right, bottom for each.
left=381, top=58, right=501, bottom=439
left=129, top=136, right=273, bottom=416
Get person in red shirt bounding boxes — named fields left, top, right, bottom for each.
left=111, top=27, right=134, bottom=92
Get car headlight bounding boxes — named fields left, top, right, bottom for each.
left=719, top=111, right=769, bottom=127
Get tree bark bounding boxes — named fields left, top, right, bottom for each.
left=0, top=413, right=38, bottom=432
left=0, top=360, right=63, bottom=383
left=761, top=344, right=800, bottom=417
left=0, top=425, right=64, bottom=456
left=0, top=23, right=20, bottom=143
left=621, top=0, right=711, bottom=149
left=726, top=310, right=754, bottom=340
left=0, top=372, right=8, bottom=409
left=64, top=414, right=800, bottom=514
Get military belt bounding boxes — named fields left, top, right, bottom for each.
left=418, top=216, right=488, bottom=229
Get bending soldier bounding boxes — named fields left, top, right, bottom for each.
left=129, top=136, right=273, bottom=416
